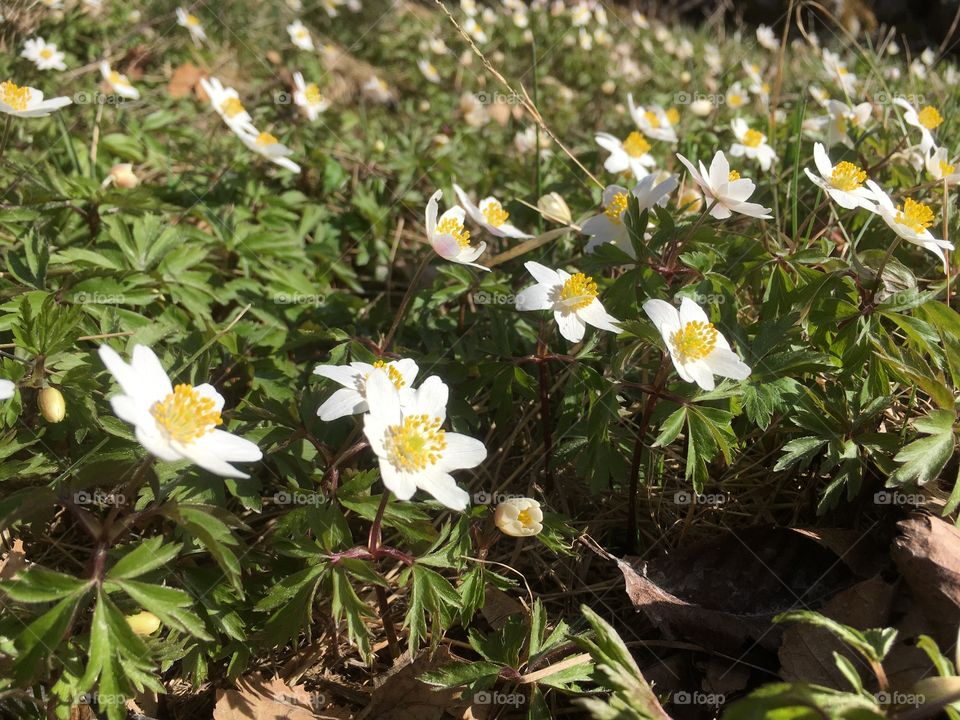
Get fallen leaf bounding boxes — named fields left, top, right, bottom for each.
left=358, top=648, right=459, bottom=720
left=212, top=675, right=325, bottom=720
left=168, top=63, right=204, bottom=99
left=0, top=538, right=27, bottom=580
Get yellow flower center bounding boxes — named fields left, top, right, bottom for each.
left=917, top=106, right=943, bottom=130
left=728, top=170, right=740, bottom=181
left=643, top=110, right=660, bottom=128
left=385, top=414, right=447, bottom=472
left=186, top=14, right=200, bottom=25
left=604, top=192, right=629, bottom=223
left=895, top=198, right=935, bottom=233
left=671, top=320, right=718, bottom=363
left=295, top=29, right=308, bottom=39
left=436, top=216, right=472, bottom=248
left=220, top=97, right=245, bottom=117
left=729, top=93, right=744, bottom=107
left=371, top=360, right=405, bottom=390
left=1, top=81, right=30, bottom=111
left=761, top=82, right=770, bottom=94
left=666, top=107, right=680, bottom=125
left=256, top=132, right=277, bottom=146
left=108, top=71, right=130, bottom=87
left=304, top=83, right=323, bottom=105
left=559, top=273, right=598, bottom=311
left=939, top=160, right=955, bottom=177
left=482, top=200, right=509, bottom=227
left=829, top=161, right=866, bottom=191
left=835, top=114, right=848, bottom=134
left=517, top=508, right=533, bottom=526
left=40, top=48, right=54, bottom=59
left=623, top=131, right=651, bottom=158
left=150, top=384, right=222, bottom=445
left=742, top=129, right=764, bottom=148
left=837, top=66, right=849, bottom=76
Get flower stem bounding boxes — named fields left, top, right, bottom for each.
left=381, top=252, right=432, bottom=352
left=0, top=115, right=11, bottom=162
left=626, top=360, right=669, bottom=552
left=536, top=332, right=554, bottom=492
left=368, top=490, right=391, bottom=552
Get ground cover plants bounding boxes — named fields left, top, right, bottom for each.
left=3, top=0, right=960, bottom=718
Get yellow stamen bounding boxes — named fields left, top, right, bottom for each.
left=604, top=192, right=629, bottom=223
left=559, top=273, right=598, bottom=311
left=917, top=106, right=943, bottom=130
left=829, top=161, right=866, bottom=191
left=671, top=321, right=719, bottom=363
left=940, top=160, right=955, bottom=177
left=150, top=384, right=222, bottom=444
left=482, top=200, right=509, bottom=227
left=742, top=129, right=764, bottom=148
left=371, top=360, right=406, bottom=390
left=623, top=131, right=651, bottom=158
left=436, top=216, right=472, bottom=248
left=108, top=71, right=129, bottom=87
left=665, top=107, right=680, bottom=125
left=39, top=48, right=54, bottom=59
left=517, top=508, right=532, bottom=526
left=385, top=414, right=446, bottom=472
left=220, top=97, right=245, bottom=118
left=728, top=94, right=744, bottom=107
left=186, top=14, right=200, bottom=25
left=304, top=83, right=323, bottom=106
left=895, top=198, right=935, bottom=233
left=728, top=170, right=740, bottom=181
left=255, top=132, right=278, bottom=146
left=643, top=110, right=660, bottom=128
left=0, top=81, right=30, bottom=112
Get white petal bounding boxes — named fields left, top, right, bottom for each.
left=418, top=471, right=470, bottom=510
left=678, top=297, right=710, bottom=326
left=318, top=388, right=366, bottom=420
left=515, top=283, right=553, bottom=311
left=577, top=299, right=621, bottom=333
left=524, top=261, right=562, bottom=286
left=642, top=299, right=680, bottom=337
left=554, top=310, right=586, bottom=342
left=440, top=433, right=487, bottom=471
left=813, top=142, right=832, bottom=177
left=380, top=463, right=418, bottom=500
left=364, top=371, right=403, bottom=424
left=706, top=348, right=752, bottom=381
left=314, top=364, right=362, bottom=387
left=412, top=376, right=449, bottom=421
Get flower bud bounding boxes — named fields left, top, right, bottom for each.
left=690, top=98, right=713, bottom=117
left=126, top=611, right=161, bottom=635
left=494, top=497, right=543, bottom=537
left=373, top=139, right=386, bottom=153
left=537, top=192, right=571, bottom=225
left=108, top=163, right=139, bottom=189
left=38, top=387, right=65, bottom=423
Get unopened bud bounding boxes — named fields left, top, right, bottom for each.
left=537, top=192, right=571, bottom=225
left=126, top=611, right=161, bottom=635
left=38, top=387, right=65, bottom=423
left=108, top=163, right=139, bottom=189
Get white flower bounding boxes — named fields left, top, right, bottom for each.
left=921, top=47, right=937, bottom=66
left=514, top=125, right=551, bottom=156
left=292, top=72, right=329, bottom=120
left=103, top=163, right=139, bottom=189
left=820, top=99, right=871, bottom=148
left=0, top=80, right=71, bottom=117
left=494, top=497, right=543, bottom=537
left=236, top=128, right=301, bottom=173
left=315, top=359, right=418, bottom=421
left=756, top=24, right=779, bottom=51
left=363, top=373, right=485, bottom=510
left=725, top=82, right=749, bottom=110
left=100, top=61, right=139, bottom=100
left=363, top=75, right=392, bottom=103
left=200, top=77, right=257, bottom=135
left=729, top=118, right=776, bottom=171
left=643, top=297, right=751, bottom=391
left=287, top=20, right=314, bottom=51
left=866, top=180, right=953, bottom=271
left=821, top=48, right=857, bottom=94
left=21, top=37, right=66, bottom=71
left=804, top=143, right=877, bottom=211
left=894, top=98, right=943, bottom=154
left=675, top=150, right=772, bottom=219
left=515, top=262, right=620, bottom=343
left=176, top=8, right=206, bottom=44
left=925, top=146, right=960, bottom=185
left=463, top=16, right=487, bottom=43
left=426, top=190, right=488, bottom=270
left=582, top=176, right=677, bottom=257
left=417, top=59, right=441, bottom=84
left=453, top=184, right=532, bottom=238
left=0, top=379, right=15, bottom=400
left=626, top=96, right=678, bottom=142
left=596, top=131, right=655, bottom=180
left=98, top=345, right=262, bottom=478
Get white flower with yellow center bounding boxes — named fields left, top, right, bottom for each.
left=756, top=24, right=779, bottom=51
left=515, top=262, right=621, bottom=343
left=894, top=97, right=943, bottom=153
left=804, top=143, right=878, bottom=211
left=200, top=77, right=256, bottom=135
left=729, top=118, right=776, bottom=171
left=514, top=125, right=552, bottom=157
left=725, top=82, right=749, bottom=110
left=494, top=497, right=543, bottom=537
left=596, top=131, right=656, bottom=180
left=363, top=75, right=393, bottom=103
left=363, top=373, right=485, bottom=510
left=676, top=150, right=772, bottom=219
left=453, top=184, right=532, bottom=239
left=821, top=49, right=857, bottom=94
left=426, top=190, right=489, bottom=271
left=820, top=99, right=872, bottom=148
left=643, top=297, right=751, bottom=391
left=417, top=58, right=441, bottom=84
left=582, top=176, right=677, bottom=257
left=21, top=38, right=66, bottom=72
left=100, top=61, right=139, bottom=100
left=98, top=345, right=262, bottom=478
left=626, top=96, right=678, bottom=143
left=315, top=358, right=418, bottom=421
left=866, top=180, right=953, bottom=272
left=463, top=16, right=488, bottom=43
left=0, top=80, right=71, bottom=117
left=176, top=8, right=207, bottom=44
left=293, top=72, right=329, bottom=121
left=0, top=379, right=15, bottom=400
left=287, top=20, right=314, bottom=51
left=236, top=128, right=301, bottom=174
left=925, top=146, right=960, bottom=185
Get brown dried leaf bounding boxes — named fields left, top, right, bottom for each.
left=212, top=675, right=326, bottom=720
left=892, top=513, right=960, bottom=636
left=358, top=648, right=459, bottom=720
left=168, top=63, right=204, bottom=99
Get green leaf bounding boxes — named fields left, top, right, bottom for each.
left=106, top=537, right=182, bottom=580
left=0, top=568, right=90, bottom=602
left=111, top=579, right=212, bottom=640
